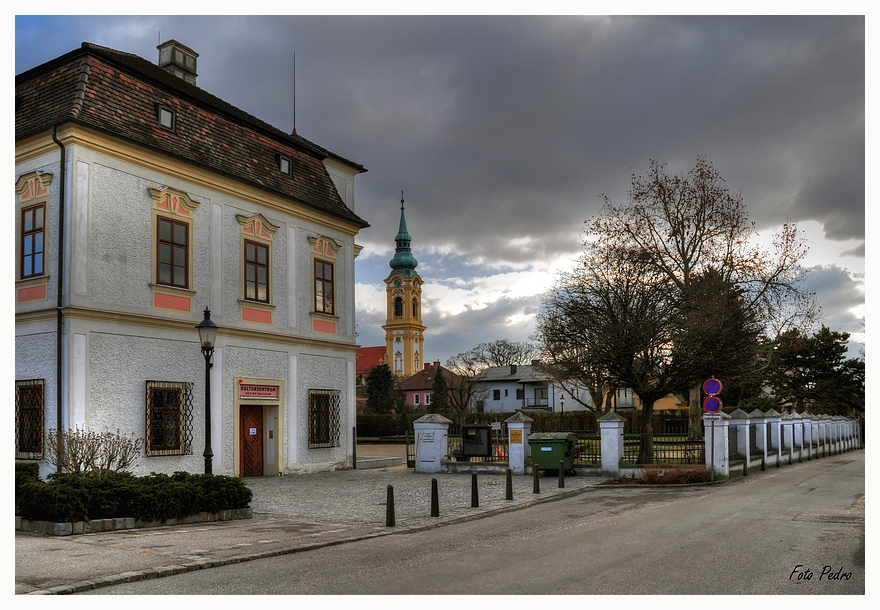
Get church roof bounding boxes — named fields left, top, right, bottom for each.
left=388, top=194, right=418, bottom=278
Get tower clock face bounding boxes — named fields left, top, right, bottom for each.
left=392, top=278, right=403, bottom=287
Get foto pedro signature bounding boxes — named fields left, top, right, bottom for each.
left=790, top=565, right=852, bottom=581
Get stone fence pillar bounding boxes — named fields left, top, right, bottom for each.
left=599, top=411, right=626, bottom=477
left=505, top=412, right=533, bottom=474
left=728, top=409, right=751, bottom=474
left=749, top=409, right=768, bottom=467
left=704, top=412, right=730, bottom=478
left=801, top=413, right=812, bottom=460
left=412, top=414, right=451, bottom=473
left=792, top=412, right=804, bottom=462
left=766, top=410, right=782, bottom=466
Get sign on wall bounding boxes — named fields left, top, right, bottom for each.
left=239, top=384, right=279, bottom=399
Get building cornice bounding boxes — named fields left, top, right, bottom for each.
left=17, top=305, right=357, bottom=352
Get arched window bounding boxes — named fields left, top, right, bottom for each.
left=412, top=298, right=418, bottom=318
left=394, top=297, right=403, bottom=317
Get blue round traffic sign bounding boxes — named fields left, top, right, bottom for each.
left=703, top=396, right=722, bottom=413
left=703, top=378, right=722, bottom=396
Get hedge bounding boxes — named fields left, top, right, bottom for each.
left=15, top=469, right=252, bottom=523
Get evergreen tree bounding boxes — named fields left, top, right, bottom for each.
left=365, top=364, right=401, bottom=414
left=431, top=365, right=451, bottom=411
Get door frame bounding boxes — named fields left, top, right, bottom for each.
left=233, top=377, right=284, bottom=477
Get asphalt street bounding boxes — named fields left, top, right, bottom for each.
left=73, top=450, right=865, bottom=595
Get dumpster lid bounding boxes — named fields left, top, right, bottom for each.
left=528, top=432, right=577, bottom=441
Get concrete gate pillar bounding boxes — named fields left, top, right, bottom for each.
left=412, top=414, right=451, bottom=473
left=703, top=412, right=730, bottom=478
left=598, top=411, right=625, bottom=477
left=505, top=412, right=533, bottom=474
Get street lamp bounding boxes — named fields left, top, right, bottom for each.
left=196, top=308, right=218, bottom=474
left=560, top=395, right=565, bottom=414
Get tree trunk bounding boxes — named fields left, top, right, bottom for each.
left=688, top=386, right=703, bottom=440
left=638, top=400, right=654, bottom=465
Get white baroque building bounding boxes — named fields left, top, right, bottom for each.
left=15, top=40, right=369, bottom=478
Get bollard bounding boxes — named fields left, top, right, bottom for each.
left=533, top=465, right=541, bottom=494
left=431, top=478, right=439, bottom=517
left=761, top=455, right=766, bottom=471
left=471, top=473, right=479, bottom=508
left=385, top=485, right=395, bottom=527
left=558, top=460, right=565, bottom=488
left=743, top=460, right=748, bottom=476
left=505, top=468, right=513, bottom=501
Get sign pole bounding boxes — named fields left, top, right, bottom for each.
left=711, top=419, right=715, bottom=484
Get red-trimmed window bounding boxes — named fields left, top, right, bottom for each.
left=20, top=204, right=45, bottom=279
left=314, top=259, right=335, bottom=315
left=157, top=217, right=188, bottom=288
left=244, top=240, right=269, bottom=302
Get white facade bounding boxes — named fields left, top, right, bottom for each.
left=15, top=43, right=367, bottom=479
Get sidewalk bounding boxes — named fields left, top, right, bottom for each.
left=15, top=458, right=608, bottom=595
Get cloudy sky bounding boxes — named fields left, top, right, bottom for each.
left=14, top=11, right=866, bottom=362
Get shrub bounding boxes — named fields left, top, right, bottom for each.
left=15, top=470, right=252, bottom=523
left=45, top=427, right=142, bottom=476
left=606, top=465, right=711, bottom=485
left=17, top=480, right=89, bottom=522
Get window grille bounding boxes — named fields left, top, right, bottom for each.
left=145, top=381, right=193, bottom=456
left=15, top=379, right=44, bottom=459
left=308, top=389, right=341, bottom=449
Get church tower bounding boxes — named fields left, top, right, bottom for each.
left=382, top=193, right=425, bottom=379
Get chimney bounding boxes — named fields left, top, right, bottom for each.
left=157, top=40, right=199, bottom=86
left=434, top=361, right=441, bottom=369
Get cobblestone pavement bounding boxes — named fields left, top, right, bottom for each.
left=246, top=465, right=604, bottom=528
left=17, top=459, right=606, bottom=595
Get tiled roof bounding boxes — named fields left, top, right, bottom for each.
left=356, top=346, right=387, bottom=375
left=15, top=43, right=368, bottom=229
left=474, top=365, right=548, bottom=384
left=398, top=363, right=461, bottom=391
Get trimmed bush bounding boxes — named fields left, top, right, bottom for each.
left=15, top=470, right=252, bottom=523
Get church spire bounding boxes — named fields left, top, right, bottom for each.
left=388, top=191, right=418, bottom=277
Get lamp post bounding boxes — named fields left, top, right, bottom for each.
left=560, top=395, right=564, bottom=414
left=196, top=308, right=218, bottom=474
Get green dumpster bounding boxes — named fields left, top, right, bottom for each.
left=528, top=432, right=577, bottom=474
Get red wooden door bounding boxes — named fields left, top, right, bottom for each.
left=240, top=405, right=263, bottom=477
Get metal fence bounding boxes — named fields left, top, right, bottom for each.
left=621, top=432, right=706, bottom=465
left=572, top=432, right=601, bottom=466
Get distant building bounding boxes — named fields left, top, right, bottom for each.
left=355, top=346, right=388, bottom=384
left=397, top=361, right=461, bottom=408
left=472, top=361, right=594, bottom=413
left=15, top=41, right=369, bottom=478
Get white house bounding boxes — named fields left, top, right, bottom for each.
left=472, top=362, right=594, bottom=413
left=15, top=41, right=369, bottom=478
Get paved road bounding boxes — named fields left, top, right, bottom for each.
left=81, top=451, right=864, bottom=595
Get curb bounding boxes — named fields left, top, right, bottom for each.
left=16, top=508, right=253, bottom=537
left=22, top=481, right=598, bottom=594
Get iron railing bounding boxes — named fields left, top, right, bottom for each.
left=572, top=432, right=601, bottom=466
left=622, top=433, right=705, bottom=465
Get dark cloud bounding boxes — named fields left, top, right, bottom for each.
left=804, top=264, right=865, bottom=339
left=16, top=15, right=865, bottom=364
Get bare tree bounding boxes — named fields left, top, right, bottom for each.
left=589, top=158, right=813, bottom=437
left=536, top=248, right=680, bottom=463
